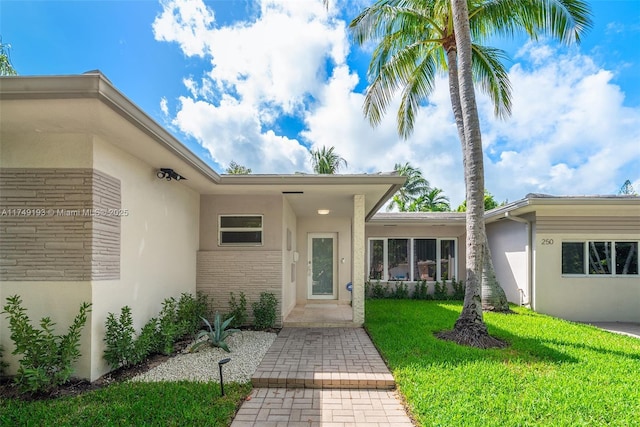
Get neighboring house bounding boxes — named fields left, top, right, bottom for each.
left=485, top=195, right=640, bottom=323
left=1, top=72, right=638, bottom=382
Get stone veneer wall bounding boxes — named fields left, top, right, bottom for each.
left=197, top=250, right=283, bottom=326
left=0, top=168, right=121, bottom=281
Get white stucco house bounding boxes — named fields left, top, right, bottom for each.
left=1, top=72, right=638, bottom=381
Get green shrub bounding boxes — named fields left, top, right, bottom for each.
left=252, top=292, right=277, bottom=330
left=176, top=292, right=209, bottom=338
left=157, top=297, right=180, bottom=355
left=451, top=279, right=465, bottom=300
left=433, top=281, right=449, bottom=300
left=134, top=317, right=160, bottom=361
left=2, top=294, right=91, bottom=394
left=0, top=344, right=8, bottom=376
left=367, top=280, right=388, bottom=299
left=412, top=280, right=431, bottom=300
left=104, top=292, right=209, bottom=370
left=103, top=306, right=139, bottom=369
left=227, top=292, right=247, bottom=328
left=190, top=312, right=240, bottom=353
left=391, top=282, right=410, bottom=299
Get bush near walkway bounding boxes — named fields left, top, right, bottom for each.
left=365, top=300, right=640, bottom=427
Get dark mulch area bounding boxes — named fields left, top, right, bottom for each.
left=0, top=340, right=191, bottom=401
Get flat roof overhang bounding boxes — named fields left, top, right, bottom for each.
left=485, top=194, right=640, bottom=223
left=215, top=174, right=405, bottom=220
left=369, top=211, right=466, bottom=226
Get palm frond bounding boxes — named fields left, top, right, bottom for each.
left=471, top=44, right=512, bottom=119
left=350, top=0, right=591, bottom=138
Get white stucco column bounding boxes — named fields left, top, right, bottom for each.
left=352, top=194, right=365, bottom=325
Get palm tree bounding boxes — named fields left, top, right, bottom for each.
left=409, top=187, right=450, bottom=212
left=456, top=190, right=501, bottom=211
left=618, top=179, right=637, bottom=195
left=350, top=0, right=591, bottom=344
left=442, top=0, right=498, bottom=346
left=310, top=146, right=348, bottom=174
left=387, top=162, right=430, bottom=211
left=350, top=0, right=591, bottom=138
left=225, top=161, right=252, bottom=174
left=0, top=40, right=17, bottom=76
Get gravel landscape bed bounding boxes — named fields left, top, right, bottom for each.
left=131, top=331, right=277, bottom=384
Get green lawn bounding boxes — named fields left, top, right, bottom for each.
left=365, top=300, right=640, bottom=427
left=0, top=381, right=251, bottom=426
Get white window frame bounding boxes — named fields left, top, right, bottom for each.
left=367, top=237, right=458, bottom=282
left=218, top=215, right=263, bottom=246
left=561, top=240, right=640, bottom=277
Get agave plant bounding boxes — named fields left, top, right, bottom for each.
left=190, top=312, right=240, bottom=353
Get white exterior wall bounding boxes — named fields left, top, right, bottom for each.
left=282, top=198, right=297, bottom=319
left=1, top=135, right=200, bottom=381
left=0, top=134, right=95, bottom=379
left=91, top=137, right=199, bottom=380
left=486, top=220, right=529, bottom=305
left=533, top=230, right=640, bottom=322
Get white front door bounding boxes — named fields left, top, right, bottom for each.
left=308, top=233, right=337, bottom=299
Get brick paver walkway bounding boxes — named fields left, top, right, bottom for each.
left=231, top=388, right=413, bottom=426
left=252, top=328, right=394, bottom=389
left=231, top=328, right=414, bottom=426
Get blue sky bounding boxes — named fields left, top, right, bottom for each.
left=1, top=0, right=639, bottom=206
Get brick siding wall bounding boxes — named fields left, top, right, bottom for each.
left=0, top=168, right=121, bottom=281
left=197, top=250, right=283, bottom=326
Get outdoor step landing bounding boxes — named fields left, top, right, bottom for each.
left=282, top=321, right=361, bottom=328
left=251, top=328, right=395, bottom=390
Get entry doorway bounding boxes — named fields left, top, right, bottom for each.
left=307, top=233, right=337, bottom=299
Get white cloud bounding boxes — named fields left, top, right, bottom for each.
left=153, top=0, right=215, bottom=57
left=159, top=96, right=169, bottom=116
left=173, top=95, right=309, bottom=172
left=483, top=43, right=640, bottom=202
left=153, top=0, right=346, bottom=172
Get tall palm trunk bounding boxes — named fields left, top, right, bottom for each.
left=482, top=233, right=509, bottom=311
left=437, top=0, right=506, bottom=348
left=445, top=28, right=510, bottom=313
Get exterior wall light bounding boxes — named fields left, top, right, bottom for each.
left=156, top=168, right=187, bottom=181
left=218, top=358, right=231, bottom=396
left=317, top=209, right=330, bottom=215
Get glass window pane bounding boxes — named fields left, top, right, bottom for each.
left=440, top=240, right=456, bottom=281
left=615, top=242, right=639, bottom=275
left=369, top=240, right=384, bottom=280
left=388, top=239, right=410, bottom=281
left=312, top=237, right=334, bottom=295
left=562, top=242, right=584, bottom=274
left=220, top=231, right=262, bottom=244
left=414, top=239, right=436, bottom=281
left=588, top=241, right=611, bottom=275
left=220, top=216, right=262, bottom=228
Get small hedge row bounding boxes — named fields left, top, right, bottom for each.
left=366, top=279, right=465, bottom=301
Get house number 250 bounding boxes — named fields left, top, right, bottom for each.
left=541, top=239, right=554, bottom=245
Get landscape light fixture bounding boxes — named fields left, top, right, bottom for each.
left=218, top=358, right=231, bottom=396
left=156, top=168, right=187, bottom=181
